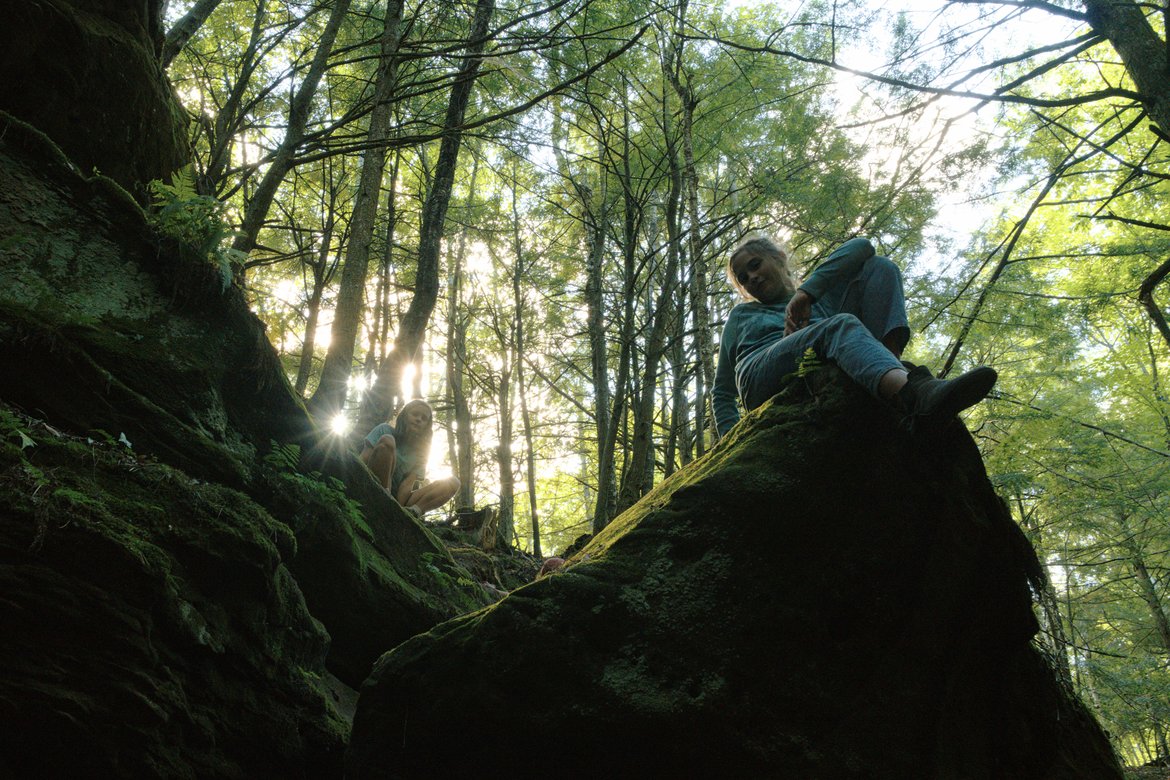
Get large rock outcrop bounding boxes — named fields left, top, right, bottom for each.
left=0, top=2, right=492, bottom=772
left=0, top=0, right=188, bottom=197
left=0, top=104, right=487, bottom=775
left=0, top=407, right=348, bottom=778
left=347, top=376, right=1123, bottom=778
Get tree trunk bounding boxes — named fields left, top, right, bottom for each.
left=295, top=215, right=335, bottom=396
left=359, top=0, right=497, bottom=434
left=233, top=0, right=352, bottom=255
left=667, top=281, right=691, bottom=474
left=201, top=0, right=268, bottom=195
left=1082, top=0, right=1170, bottom=138
left=161, top=0, right=225, bottom=68
left=496, top=359, right=515, bottom=549
left=616, top=75, right=683, bottom=514
left=594, top=91, right=639, bottom=531
left=663, top=0, right=715, bottom=456
left=365, top=161, right=401, bottom=376
left=509, top=170, right=541, bottom=558
left=309, top=0, right=405, bottom=418
left=551, top=89, right=615, bottom=535
left=1117, top=510, right=1170, bottom=656
left=446, top=157, right=479, bottom=509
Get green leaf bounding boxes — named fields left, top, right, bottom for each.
left=18, top=431, right=35, bottom=450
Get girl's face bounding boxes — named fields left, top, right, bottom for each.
left=398, top=404, right=432, bottom=440
left=730, top=249, right=791, bottom=304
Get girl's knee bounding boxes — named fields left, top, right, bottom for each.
left=865, top=256, right=898, bottom=286
left=374, top=434, right=397, bottom=452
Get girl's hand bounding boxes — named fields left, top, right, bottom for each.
left=785, top=289, right=814, bottom=335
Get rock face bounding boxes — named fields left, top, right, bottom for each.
left=347, top=377, right=1124, bottom=779
left=0, top=88, right=486, bottom=777
left=0, top=113, right=490, bottom=689
left=0, top=0, right=187, bottom=197
left=0, top=409, right=348, bottom=778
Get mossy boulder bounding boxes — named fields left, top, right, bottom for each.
left=347, top=375, right=1123, bottom=778
left=0, top=0, right=187, bottom=197
left=256, top=454, right=493, bottom=687
left=0, top=110, right=488, bottom=727
left=0, top=408, right=347, bottom=777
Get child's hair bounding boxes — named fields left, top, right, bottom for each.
left=727, top=234, right=798, bottom=301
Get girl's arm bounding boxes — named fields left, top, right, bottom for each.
left=712, top=312, right=741, bottom=438
left=797, top=237, right=875, bottom=302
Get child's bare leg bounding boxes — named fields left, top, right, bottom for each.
left=361, top=435, right=397, bottom=491
left=405, top=476, right=461, bottom=514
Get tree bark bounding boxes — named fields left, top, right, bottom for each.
left=309, top=0, right=405, bottom=418
left=1082, top=0, right=1170, bottom=137
left=359, top=0, right=497, bottom=434
left=445, top=155, right=477, bottom=509
left=550, top=81, right=614, bottom=535
left=593, top=90, right=639, bottom=531
left=295, top=207, right=337, bottom=396
left=1117, top=510, right=1170, bottom=657
left=233, top=0, right=353, bottom=255
left=509, top=170, right=542, bottom=558
left=496, top=358, right=515, bottom=549
left=366, top=159, right=400, bottom=372
left=664, top=0, right=715, bottom=457
left=161, top=0, right=225, bottom=68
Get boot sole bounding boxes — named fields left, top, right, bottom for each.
left=926, top=366, right=998, bottom=420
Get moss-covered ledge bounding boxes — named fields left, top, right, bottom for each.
left=0, top=110, right=493, bottom=696
left=0, top=404, right=348, bottom=777
left=347, top=375, right=1123, bottom=779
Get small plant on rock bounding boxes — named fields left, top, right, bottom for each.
left=148, top=166, right=246, bottom=290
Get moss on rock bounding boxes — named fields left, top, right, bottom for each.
left=0, top=107, right=494, bottom=768
left=347, top=374, right=1123, bottom=779
left=0, top=0, right=188, bottom=198
left=0, top=407, right=348, bottom=777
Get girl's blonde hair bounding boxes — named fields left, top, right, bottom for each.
left=727, top=234, right=798, bottom=301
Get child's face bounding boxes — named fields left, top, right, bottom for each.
left=398, top=405, right=432, bottom=439
left=730, top=250, right=790, bottom=304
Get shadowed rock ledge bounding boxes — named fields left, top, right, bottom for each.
left=347, top=375, right=1123, bottom=779
left=0, top=106, right=489, bottom=776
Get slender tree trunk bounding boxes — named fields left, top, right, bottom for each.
left=509, top=169, right=541, bottom=557
left=309, top=0, right=405, bottom=418
left=663, top=0, right=714, bottom=455
left=446, top=157, right=479, bottom=509
left=550, top=79, right=615, bottom=532
left=1117, top=510, right=1170, bottom=656
left=233, top=0, right=352, bottom=254
left=364, top=161, right=401, bottom=376
left=161, top=0, right=225, bottom=67
left=380, top=153, right=401, bottom=366
left=201, top=0, right=267, bottom=195
left=359, top=0, right=497, bottom=434
left=496, top=358, right=515, bottom=548
left=594, top=90, right=638, bottom=531
left=667, top=284, right=691, bottom=473
left=616, top=247, right=680, bottom=512
left=616, top=74, right=683, bottom=513
left=295, top=217, right=335, bottom=396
